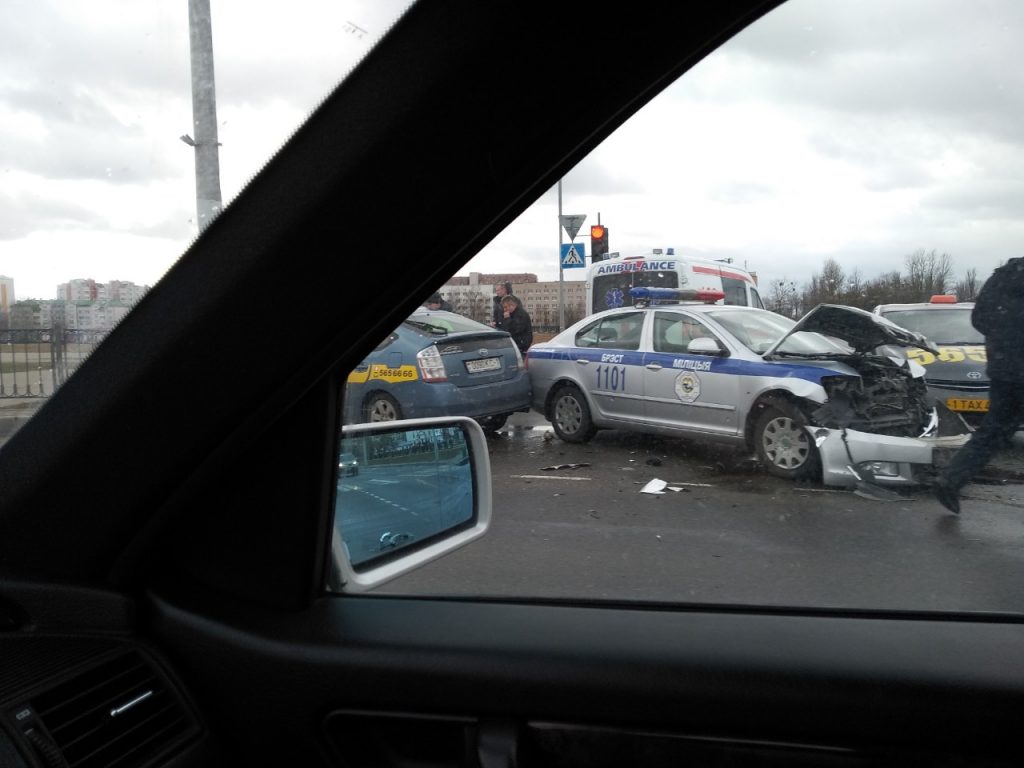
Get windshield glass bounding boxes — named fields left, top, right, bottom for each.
left=334, top=0, right=1023, bottom=612
left=7, top=0, right=1024, bottom=617
left=880, top=308, right=984, bottom=345
left=407, top=312, right=495, bottom=335
left=705, top=309, right=796, bottom=354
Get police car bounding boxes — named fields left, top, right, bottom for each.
left=527, top=288, right=971, bottom=487
left=872, top=296, right=988, bottom=425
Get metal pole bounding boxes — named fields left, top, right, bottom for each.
left=187, top=0, right=222, bottom=232
left=558, top=180, right=564, bottom=331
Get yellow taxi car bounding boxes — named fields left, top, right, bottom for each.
left=873, top=296, right=988, bottom=424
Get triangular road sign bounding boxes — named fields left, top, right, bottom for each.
left=560, top=214, right=586, bottom=241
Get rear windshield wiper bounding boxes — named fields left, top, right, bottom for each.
left=405, top=320, right=449, bottom=335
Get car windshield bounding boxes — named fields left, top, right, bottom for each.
left=880, top=308, right=985, bottom=345
left=706, top=308, right=856, bottom=356
left=406, top=312, right=493, bottom=335
left=704, top=309, right=796, bottom=354
left=6, top=0, right=1024, bottom=618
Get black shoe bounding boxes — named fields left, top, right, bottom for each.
left=933, top=483, right=961, bottom=515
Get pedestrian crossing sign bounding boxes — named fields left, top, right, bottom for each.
left=560, top=243, right=585, bottom=268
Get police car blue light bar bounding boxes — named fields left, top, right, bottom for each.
left=629, top=286, right=726, bottom=304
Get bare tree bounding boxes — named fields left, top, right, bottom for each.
left=766, top=278, right=800, bottom=317
left=955, top=268, right=979, bottom=301
left=819, top=258, right=846, bottom=302
left=904, top=249, right=953, bottom=299
left=842, top=267, right=867, bottom=309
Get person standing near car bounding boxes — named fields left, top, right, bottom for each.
left=490, top=281, right=515, bottom=327
left=425, top=291, right=453, bottom=312
left=500, top=295, right=533, bottom=354
left=934, top=257, right=1024, bottom=514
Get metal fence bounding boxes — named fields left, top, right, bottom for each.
left=0, top=327, right=107, bottom=398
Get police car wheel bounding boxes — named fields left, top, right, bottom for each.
left=754, top=401, right=820, bottom=481
left=551, top=385, right=596, bottom=443
left=365, top=393, right=402, bottom=422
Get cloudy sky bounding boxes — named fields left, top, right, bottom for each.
left=4, top=0, right=1024, bottom=300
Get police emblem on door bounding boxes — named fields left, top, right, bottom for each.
left=674, top=372, right=701, bottom=403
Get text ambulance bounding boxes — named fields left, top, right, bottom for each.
left=585, top=251, right=763, bottom=315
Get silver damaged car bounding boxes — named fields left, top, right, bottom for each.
left=526, top=295, right=971, bottom=488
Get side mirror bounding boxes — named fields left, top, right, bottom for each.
left=688, top=337, right=728, bottom=356
left=328, top=416, right=491, bottom=593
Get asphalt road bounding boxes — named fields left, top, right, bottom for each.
left=380, top=412, right=1024, bottom=613
left=5, top=398, right=1023, bottom=612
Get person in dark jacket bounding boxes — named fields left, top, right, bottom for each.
left=425, top=291, right=453, bottom=312
left=934, top=257, right=1024, bottom=514
left=490, top=281, right=515, bottom=327
left=499, top=295, right=533, bottom=354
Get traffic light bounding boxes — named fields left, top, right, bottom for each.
left=590, top=224, right=609, bottom=261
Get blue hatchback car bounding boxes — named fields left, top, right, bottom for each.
left=343, top=308, right=532, bottom=430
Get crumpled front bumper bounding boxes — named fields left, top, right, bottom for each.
left=807, top=411, right=971, bottom=488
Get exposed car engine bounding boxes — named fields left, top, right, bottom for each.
left=813, top=358, right=932, bottom=435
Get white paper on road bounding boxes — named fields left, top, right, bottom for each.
left=640, top=479, right=668, bottom=494
left=512, top=475, right=591, bottom=481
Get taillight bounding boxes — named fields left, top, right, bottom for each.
left=416, top=345, right=447, bottom=382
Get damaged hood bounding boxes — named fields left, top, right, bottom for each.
left=764, top=304, right=939, bottom=357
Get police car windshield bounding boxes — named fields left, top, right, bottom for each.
left=770, top=332, right=856, bottom=358
left=705, top=309, right=795, bottom=354
left=879, top=308, right=984, bottom=345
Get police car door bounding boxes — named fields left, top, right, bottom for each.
left=575, top=311, right=648, bottom=424
left=643, top=310, right=740, bottom=436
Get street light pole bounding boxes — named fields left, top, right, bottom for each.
left=558, top=180, right=564, bottom=331
left=186, top=0, right=222, bottom=232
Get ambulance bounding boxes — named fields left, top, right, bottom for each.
left=585, top=250, right=763, bottom=315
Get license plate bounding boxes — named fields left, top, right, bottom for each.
left=947, top=398, right=989, bottom=412
left=466, top=357, right=501, bottom=373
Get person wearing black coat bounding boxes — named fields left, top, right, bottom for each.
left=499, top=295, right=533, bottom=354
left=934, top=257, right=1024, bottom=514
left=491, top=281, right=515, bottom=327
left=425, top=291, right=453, bottom=312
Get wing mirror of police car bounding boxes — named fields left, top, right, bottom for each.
left=688, top=337, right=729, bottom=356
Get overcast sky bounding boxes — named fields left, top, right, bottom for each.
left=4, top=0, right=1024, bottom=300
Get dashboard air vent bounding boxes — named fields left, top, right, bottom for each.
left=31, top=650, right=196, bottom=768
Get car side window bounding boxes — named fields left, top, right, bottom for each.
left=721, top=277, right=749, bottom=306
left=574, top=319, right=606, bottom=348
left=653, top=312, right=719, bottom=354
left=575, top=312, right=645, bottom=350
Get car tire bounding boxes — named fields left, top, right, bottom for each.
left=476, top=414, right=508, bottom=432
left=550, top=385, right=597, bottom=443
left=364, top=392, right=402, bottom=422
left=754, top=400, right=820, bottom=481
